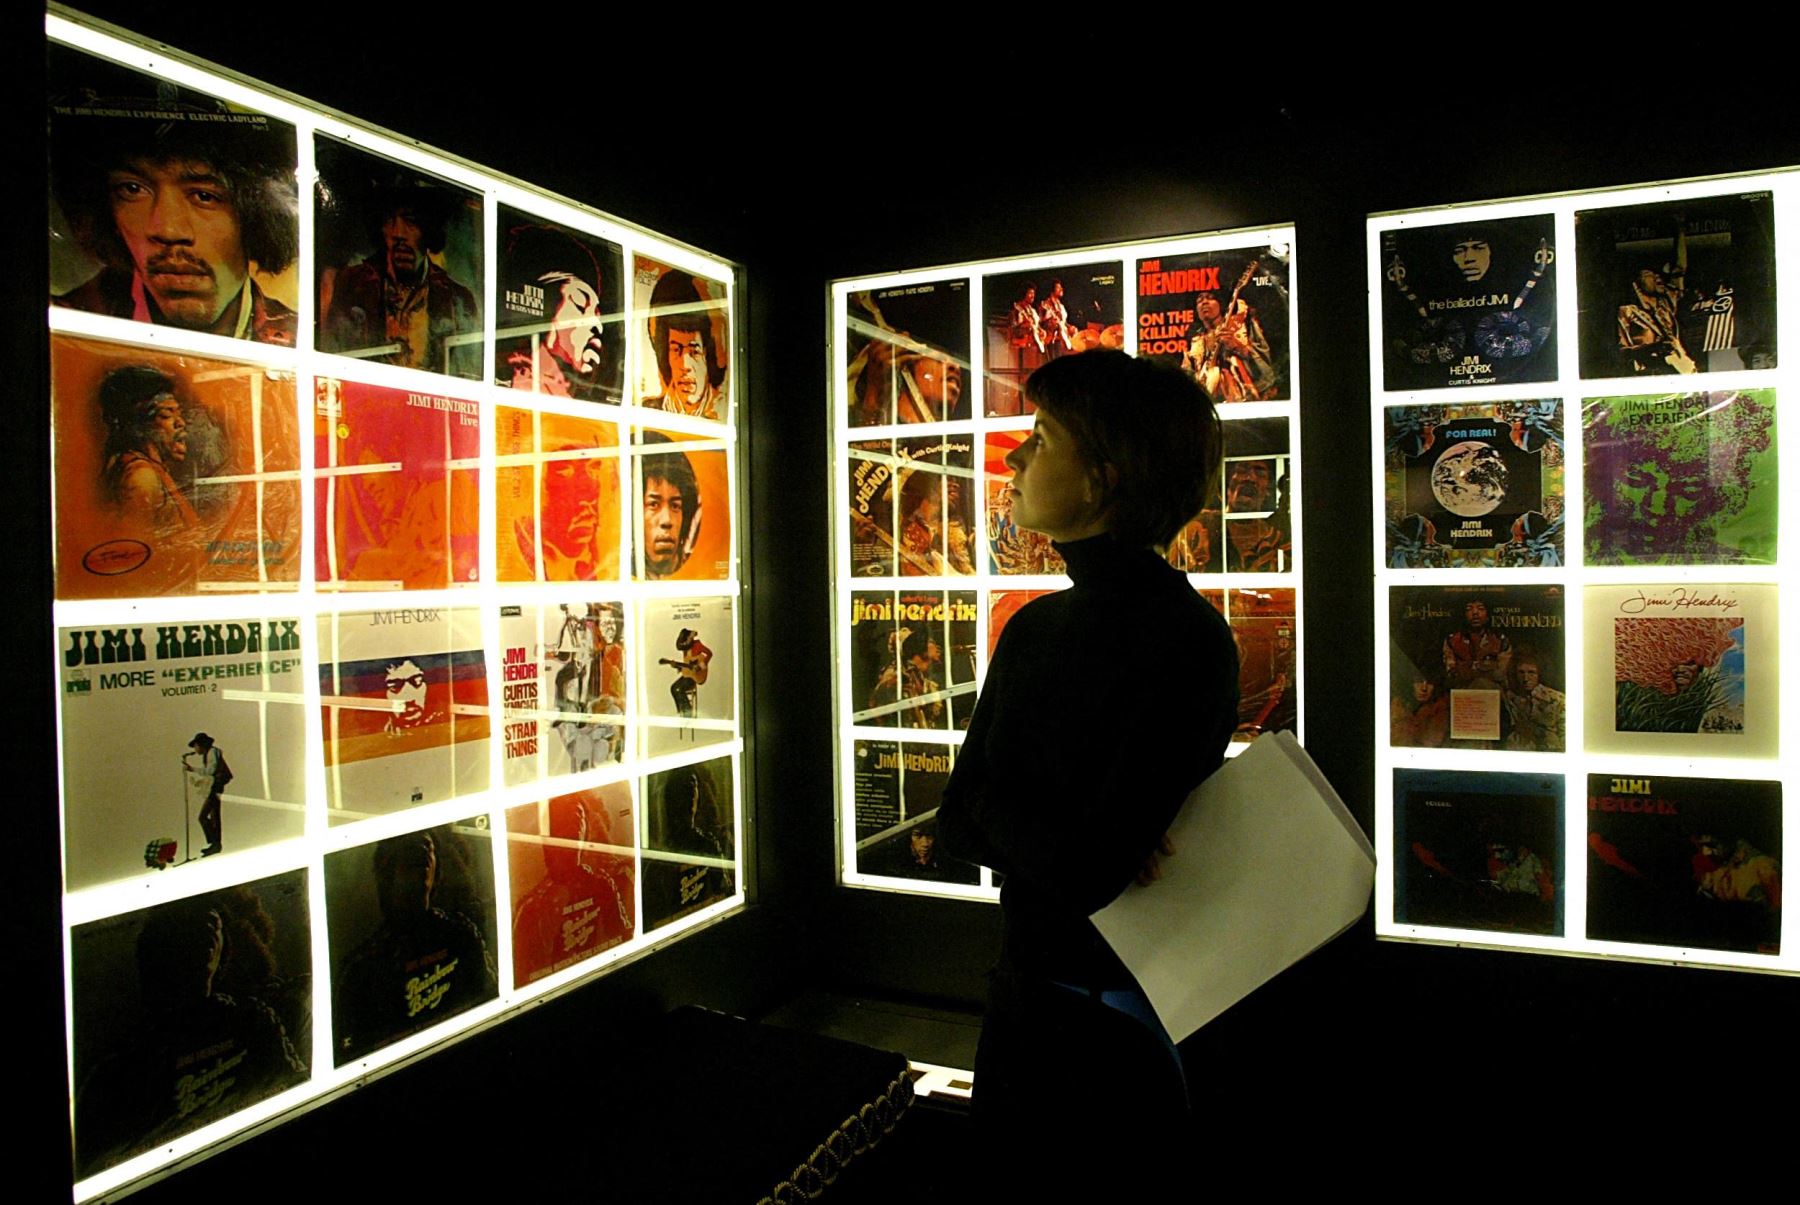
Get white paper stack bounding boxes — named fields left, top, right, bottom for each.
left=1092, top=730, right=1373, bottom=1042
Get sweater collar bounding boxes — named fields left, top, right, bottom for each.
left=1052, top=533, right=1165, bottom=586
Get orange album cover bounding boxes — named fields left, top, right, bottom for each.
left=315, top=376, right=479, bottom=590
left=496, top=405, right=621, bottom=582
left=51, top=334, right=300, bottom=599
left=634, top=428, right=731, bottom=581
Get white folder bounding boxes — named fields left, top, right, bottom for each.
left=1091, top=730, right=1373, bottom=1042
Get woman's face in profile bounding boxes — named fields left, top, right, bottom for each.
left=1001, top=409, right=1105, bottom=542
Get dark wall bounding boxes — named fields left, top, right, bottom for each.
left=21, top=6, right=1800, bottom=1196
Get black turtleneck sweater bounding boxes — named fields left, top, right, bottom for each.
left=938, top=533, right=1239, bottom=988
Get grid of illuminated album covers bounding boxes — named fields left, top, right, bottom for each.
left=1368, top=170, right=1796, bottom=973
left=830, top=228, right=1304, bottom=897
left=47, top=16, right=745, bottom=1197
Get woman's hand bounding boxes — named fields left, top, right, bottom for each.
left=1136, top=832, right=1176, bottom=886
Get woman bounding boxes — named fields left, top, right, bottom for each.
left=939, top=349, right=1239, bottom=1183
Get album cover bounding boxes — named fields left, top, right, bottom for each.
left=642, top=596, right=735, bottom=758
left=52, top=335, right=300, bottom=599
left=314, top=376, right=480, bottom=590
left=495, top=405, right=622, bottom=582
left=1136, top=245, right=1290, bottom=401
left=49, top=43, right=300, bottom=343
left=847, top=590, right=978, bottom=730
left=1583, top=390, right=1776, bottom=566
left=317, top=608, right=490, bottom=823
left=1389, top=584, right=1565, bottom=751
left=642, top=757, right=737, bottom=932
left=1393, top=769, right=1563, bottom=936
left=982, top=261, right=1124, bottom=416
left=498, top=602, right=626, bottom=786
left=634, top=430, right=731, bottom=581
left=985, top=431, right=1065, bottom=576
left=851, top=741, right=977, bottom=886
left=1378, top=214, right=1557, bottom=390
left=633, top=255, right=730, bottom=422
left=1385, top=400, right=1564, bottom=568
left=496, top=206, right=624, bottom=404
left=1583, top=583, right=1778, bottom=758
left=327, top=818, right=498, bottom=1064
left=508, top=784, right=636, bottom=987
left=314, top=136, right=483, bottom=379
left=845, top=280, right=970, bottom=426
left=1587, top=773, right=1780, bottom=954
left=59, top=615, right=306, bottom=890
left=1576, top=192, right=1777, bottom=378
left=70, top=870, right=311, bottom=1178
left=1224, top=588, right=1297, bottom=742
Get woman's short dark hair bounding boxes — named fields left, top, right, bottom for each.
left=1023, top=349, right=1223, bottom=550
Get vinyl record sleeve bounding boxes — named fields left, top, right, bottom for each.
left=495, top=405, right=621, bottom=583
left=1377, top=213, right=1557, bottom=391
left=845, top=280, right=970, bottom=426
left=71, top=869, right=311, bottom=1179
left=313, top=136, right=483, bottom=380
left=641, top=596, right=734, bottom=759
left=1583, top=583, right=1778, bottom=758
left=1587, top=773, right=1781, bottom=954
left=48, top=43, right=301, bottom=341
left=495, top=206, right=624, bottom=404
left=317, top=607, right=490, bottom=822
left=1582, top=390, right=1777, bottom=566
left=900, top=435, right=977, bottom=578
left=58, top=616, right=306, bottom=891
left=846, top=590, right=977, bottom=730
left=1136, top=245, right=1290, bottom=402
left=633, top=429, right=730, bottom=581
left=1226, top=588, right=1297, bottom=743
left=981, top=261, right=1124, bottom=416
left=498, top=602, right=626, bottom=785
left=851, top=741, right=977, bottom=886
left=326, top=817, right=498, bottom=1065
left=633, top=254, right=730, bottom=422
left=641, top=757, right=736, bottom=932
left=1393, top=768, right=1563, bottom=936
left=52, top=335, right=301, bottom=599
left=507, top=785, right=636, bottom=988
left=1389, top=584, right=1566, bottom=752
left=1576, top=191, right=1778, bottom=379
left=314, top=376, right=480, bottom=590
left=847, top=438, right=899, bottom=577
left=1385, top=400, right=1565, bottom=568
left=1219, top=417, right=1293, bottom=574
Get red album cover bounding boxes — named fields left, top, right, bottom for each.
left=314, top=376, right=480, bottom=590
left=507, top=785, right=636, bottom=987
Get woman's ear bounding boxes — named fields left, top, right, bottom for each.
left=1087, top=461, right=1119, bottom=504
